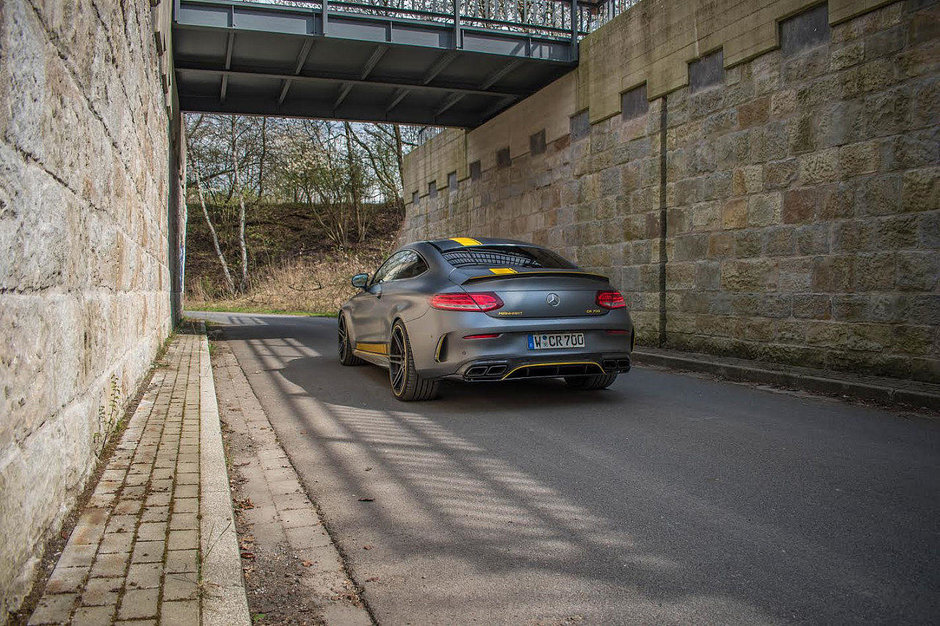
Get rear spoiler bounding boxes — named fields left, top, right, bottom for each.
left=461, top=270, right=609, bottom=284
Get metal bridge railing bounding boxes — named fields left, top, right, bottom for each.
left=245, top=0, right=640, bottom=41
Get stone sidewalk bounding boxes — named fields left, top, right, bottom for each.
left=27, top=332, right=249, bottom=625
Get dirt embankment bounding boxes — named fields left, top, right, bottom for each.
left=186, top=202, right=402, bottom=315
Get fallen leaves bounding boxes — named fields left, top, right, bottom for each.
left=240, top=535, right=256, bottom=559
left=235, top=497, right=255, bottom=510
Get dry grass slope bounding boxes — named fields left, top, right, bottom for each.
left=187, top=244, right=393, bottom=316
left=185, top=201, right=402, bottom=315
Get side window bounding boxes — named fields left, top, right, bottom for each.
left=395, top=252, right=428, bottom=280
left=372, top=251, right=408, bottom=285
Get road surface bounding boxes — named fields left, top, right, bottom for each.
left=195, top=312, right=939, bottom=624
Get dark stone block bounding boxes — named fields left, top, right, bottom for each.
left=496, top=147, right=511, bottom=169
left=763, top=226, right=795, bottom=256
left=856, top=175, right=901, bottom=216
left=865, top=25, right=906, bottom=61
left=906, top=294, right=940, bottom=325
left=529, top=129, right=546, bottom=156
left=731, top=294, right=762, bottom=316
left=411, top=191, right=419, bottom=204
left=759, top=294, right=793, bottom=318
left=783, top=188, right=816, bottom=223
left=428, top=181, right=437, bottom=198
left=689, top=49, right=724, bottom=93
left=793, top=294, right=831, bottom=319
left=910, top=9, right=940, bottom=45
left=832, top=295, right=870, bottom=322
left=796, top=224, right=830, bottom=254
left=780, top=3, right=829, bottom=57
left=448, top=171, right=457, bottom=191
left=695, top=262, right=721, bottom=290
left=864, top=87, right=912, bottom=138
left=674, top=234, right=709, bottom=261
left=570, top=110, right=590, bottom=141
left=469, top=160, right=481, bottom=181
left=622, top=84, right=649, bottom=120
left=733, top=231, right=763, bottom=258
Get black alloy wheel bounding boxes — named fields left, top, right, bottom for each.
left=388, top=321, right=438, bottom=401
left=337, top=314, right=363, bottom=366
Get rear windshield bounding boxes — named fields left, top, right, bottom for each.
left=442, top=245, right=576, bottom=270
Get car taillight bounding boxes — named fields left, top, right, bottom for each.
left=463, top=333, right=501, bottom=339
left=430, top=292, right=504, bottom=312
left=596, top=290, right=626, bottom=309
left=605, top=329, right=630, bottom=335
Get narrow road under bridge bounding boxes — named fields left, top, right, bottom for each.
left=196, top=311, right=940, bottom=624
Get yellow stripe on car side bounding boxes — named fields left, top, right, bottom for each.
left=450, top=237, right=482, bottom=246
left=489, top=267, right=517, bottom=275
left=355, top=342, right=388, bottom=355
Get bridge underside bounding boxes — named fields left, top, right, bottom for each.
left=174, top=0, right=578, bottom=127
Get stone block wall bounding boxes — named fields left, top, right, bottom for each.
left=662, top=0, right=938, bottom=378
left=402, top=0, right=939, bottom=383
left=0, top=0, right=181, bottom=614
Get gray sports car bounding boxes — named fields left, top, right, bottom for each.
left=338, top=237, right=634, bottom=401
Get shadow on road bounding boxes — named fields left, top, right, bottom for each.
left=196, top=312, right=940, bottom=623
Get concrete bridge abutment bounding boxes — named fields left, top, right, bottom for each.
left=0, top=0, right=185, bottom=614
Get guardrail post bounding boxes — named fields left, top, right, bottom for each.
left=454, top=0, right=461, bottom=49
left=322, top=0, right=329, bottom=35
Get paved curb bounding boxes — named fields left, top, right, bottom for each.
left=214, top=343, right=374, bottom=625
left=199, top=333, right=252, bottom=625
left=632, top=348, right=940, bottom=412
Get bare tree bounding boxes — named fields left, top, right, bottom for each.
left=232, top=145, right=250, bottom=291
left=185, top=112, right=423, bottom=293
left=192, top=164, right=236, bottom=295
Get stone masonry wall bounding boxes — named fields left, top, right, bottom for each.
left=402, top=0, right=939, bottom=383
left=0, top=0, right=179, bottom=614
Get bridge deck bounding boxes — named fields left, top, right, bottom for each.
left=173, top=0, right=580, bottom=127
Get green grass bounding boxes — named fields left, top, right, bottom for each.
left=191, top=304, right=338, bottom=317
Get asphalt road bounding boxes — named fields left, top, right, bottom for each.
left=195, top=312, right=939, bottom=624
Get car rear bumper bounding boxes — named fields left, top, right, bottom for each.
left=437, top=351, right=632, bottom=382
left=410, top=311, right=635, bottom=379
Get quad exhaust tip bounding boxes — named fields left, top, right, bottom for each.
left=464, top=363, right=508, bottom=379
left=603, top=359, right=632, bottom=372
left=464, top=359, right=629, bottom=381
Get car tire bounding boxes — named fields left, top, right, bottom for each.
left=565, top=372, right=618, bottom=390
left=389, top=321, right=439, bottom=401
left=338, top=314, right=364, bottom=366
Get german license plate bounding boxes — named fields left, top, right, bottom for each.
left=527, top=332, right=585, bottom=350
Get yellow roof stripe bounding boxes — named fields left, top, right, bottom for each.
left=450, top=237, right=482, bottom=246
left=489, top=268, right=518, bottom=275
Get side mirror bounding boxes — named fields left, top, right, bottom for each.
left=351, top=273, right=369, bottom=289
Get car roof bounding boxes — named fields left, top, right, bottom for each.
left=422, top=237, right=533, bottom=252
